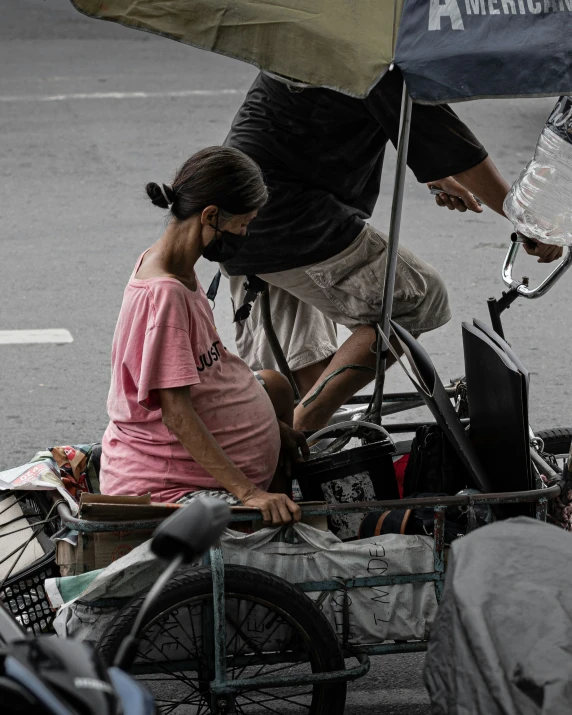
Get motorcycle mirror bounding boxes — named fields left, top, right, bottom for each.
left=150, top=498, right=231, bottom=563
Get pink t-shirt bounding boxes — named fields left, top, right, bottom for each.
left=100, top=254, right=281, bottom=502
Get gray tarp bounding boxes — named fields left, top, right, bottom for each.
left=424, top=517, right=572, bottom=714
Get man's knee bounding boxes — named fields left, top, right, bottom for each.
left=405, top=265, right=451, bottom=336
left=424, top=266, right=451, bottom=322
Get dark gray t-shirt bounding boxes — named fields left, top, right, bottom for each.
left=223, top=70, right=487, bottom=276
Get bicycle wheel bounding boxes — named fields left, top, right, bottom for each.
left=97, top=565, right=347, bottom=715
left=536, top=427, right=572, bottom=459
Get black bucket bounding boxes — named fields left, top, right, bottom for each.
left=293, top=441, right=398, bottom=539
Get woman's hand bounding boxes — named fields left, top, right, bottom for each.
left=241, top=487, right=302, bottom=525
left=278, top=421, right=310, bottom=477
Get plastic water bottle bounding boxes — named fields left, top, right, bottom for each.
left=504, top=96, right=572, bottom=247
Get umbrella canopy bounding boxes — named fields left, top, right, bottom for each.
left=70, top=0, right=571, bottom=102
left=69, top=0, right=404, bottom=98
left=396, top=0, right=572, bottom=103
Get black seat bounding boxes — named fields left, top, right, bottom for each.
left=462, top=321, right=532, bottom=511
left=390, top=320, right=491, bottom=493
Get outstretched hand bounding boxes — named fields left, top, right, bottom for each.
left=522, top=237, right=563, bottom=264
left=428, top=177, right=483, bottom=213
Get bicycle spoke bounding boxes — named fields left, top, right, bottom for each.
left=226, top=608, right=282, bottom=664
left=225, top=597, right=259, bottom=654
left=251, top=688, right=314, bottom=707
left=231, top=617, right=297, bottom=682
left=169, top=608, right=201, bottom=660
left=237, top=691, right=288, bottom=715
left=244, top=660, right=310, bottom=681
left=187, top=603, right=204, bottom=656
left=136, top=643, right=201, bottom=694
left=155, top=693, right=204, bottom=714
left=156, top=689, right=206, bottom=715
left=142, top=616, right=204, bottom=675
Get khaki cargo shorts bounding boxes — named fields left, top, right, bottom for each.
left=229, top=224, right=451, bottom=371
left=229, top=278, right=339, bottom=373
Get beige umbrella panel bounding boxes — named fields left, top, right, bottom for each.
left=70, top=0, right=404, bottom=98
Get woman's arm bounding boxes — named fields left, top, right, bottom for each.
left=159, top=386, right=300, bottom=525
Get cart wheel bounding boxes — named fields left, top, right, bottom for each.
left=97, top=565, right=347, bottom=715
left=536, top=427, right=572, bottom=460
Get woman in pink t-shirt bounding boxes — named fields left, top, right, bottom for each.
left=100, top=147, right=307, bottom=525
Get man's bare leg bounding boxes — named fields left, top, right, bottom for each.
left=292, top=356, right=333, bottom=399
left=293, top=325, right=402, bottom=431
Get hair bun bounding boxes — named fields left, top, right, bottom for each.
left=146, top=182, right=170, bottom=209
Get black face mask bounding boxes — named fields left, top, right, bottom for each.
left=202, top=220, right=246, bottom=264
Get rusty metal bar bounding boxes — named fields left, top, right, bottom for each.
left=371, top=83, right=414, bottom=425
left=209, top=544, right=228, bottom=693
left=297, top=571, right=443, bottom=593
left=530, top=448, right=562, bottom=482
left=384, top=418, right=469, bottom=434
left=211, top=653, right=370, bottom=694
left=345, top=385, right=456, bottom=406
left=56, top=483, right=561, bottom=532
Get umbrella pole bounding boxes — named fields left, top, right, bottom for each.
left=370, top=82, right=413, bottom=425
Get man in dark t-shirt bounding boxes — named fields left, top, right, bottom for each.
left=221, top=69, right=558, bottom=431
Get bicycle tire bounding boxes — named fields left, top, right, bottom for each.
left=536, top=427, right=572, bottom=457
left=97, top=565, right=347, bottom=715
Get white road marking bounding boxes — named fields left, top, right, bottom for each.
left=0, top=329, right=73, bottom=345
left=0, top=89, right=242, bottom=103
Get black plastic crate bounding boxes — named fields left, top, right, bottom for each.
left=293, top=440, right=398, bottom=502
left=292, top=440, right=399, bottom=539
left=0, top=552, right=60, bottom=635
left=0, top=490, right=62, bottom=636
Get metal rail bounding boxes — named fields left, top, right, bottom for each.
left=56, top=482, right=561, bottom=532
left=212, top=654, right=370, bottom=694
left=502, top=233, right=572, bottom=298
left=371, top=83, right=414, bottom=424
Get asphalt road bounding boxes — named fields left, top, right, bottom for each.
left=2, top=1, right=571, bottom=712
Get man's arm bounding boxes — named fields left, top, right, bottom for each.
left=428, top=157, right=508, bottom=216
left=428, top=158, right=563, bottom=263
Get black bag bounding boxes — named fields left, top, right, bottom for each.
left=359, top=492, right=492, bottom=545
left=403, top=425, right=472, bottom=497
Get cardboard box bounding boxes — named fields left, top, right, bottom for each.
left=56, top=493, right=177, bottom=575
left=56, top=529, right=155, bottom=576
left=79, top=492, right=180, bottom=521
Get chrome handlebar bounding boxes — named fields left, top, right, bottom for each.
left=502, top=233, right=572, bottom=298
